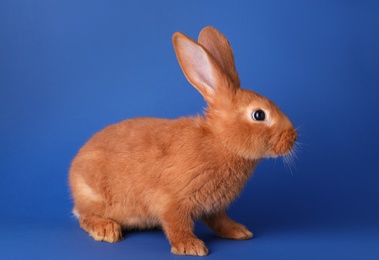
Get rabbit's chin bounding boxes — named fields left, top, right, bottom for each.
left=263, top=149, right=292, bottom=159
left=262, top=142, right=296, bottom=159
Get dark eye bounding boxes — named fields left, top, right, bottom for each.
left=252, top=110, right=266, bottom=121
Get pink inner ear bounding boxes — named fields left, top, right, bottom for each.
left=180, top=39, right=217, bottom=96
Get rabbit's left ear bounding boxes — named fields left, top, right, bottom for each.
left=172, top=32, right=235, bottom=107
left=198, top=26, right=240, bottom=88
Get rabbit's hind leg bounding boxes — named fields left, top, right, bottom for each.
left=79, top=214, right=123, bottom=243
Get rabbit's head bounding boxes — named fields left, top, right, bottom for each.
left=173, top=27, right=297, bottom=160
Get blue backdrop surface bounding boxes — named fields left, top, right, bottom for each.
left=1, top=0, right=379, bottom=259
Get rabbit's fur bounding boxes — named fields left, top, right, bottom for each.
left=69, top=26, right=297, bottom=256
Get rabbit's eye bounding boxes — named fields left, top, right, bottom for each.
left=252, top=110, right=266, bottom=121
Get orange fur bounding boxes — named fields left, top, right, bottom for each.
left=69, top=26, right=297, bottom=256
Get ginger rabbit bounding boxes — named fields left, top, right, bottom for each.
left=69, top=26, right=297, bottom=256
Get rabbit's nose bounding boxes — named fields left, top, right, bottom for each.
left=292, top=130, right=298, bottom=142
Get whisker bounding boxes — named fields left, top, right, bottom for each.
left=283, top=154, right=294, bottom=176
left=294, top=141, right=305, bottom=149
left=282, top=142, right=302, bottom=175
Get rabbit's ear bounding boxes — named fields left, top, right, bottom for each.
left=172, top=32, right=234, bottom=106
left=198, top=26, right=240, bottom=88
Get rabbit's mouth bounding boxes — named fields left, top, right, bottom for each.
left=271, top=129, right=297, bottom=157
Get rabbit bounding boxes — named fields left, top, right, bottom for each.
left=69, top=26, right=298, bottom=256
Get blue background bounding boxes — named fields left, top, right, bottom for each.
left=1, top=0, right=379, bottom=259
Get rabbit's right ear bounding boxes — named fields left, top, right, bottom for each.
left=172, top=32, right=234, bottom=107
left=198, top=26, right=240, bottom=88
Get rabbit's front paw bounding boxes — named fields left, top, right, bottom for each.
left=203, top=212, right=253, bottom=240
left=171, top=238, right=209, bottom=256
left=220, top=224, right=253, bottom=240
